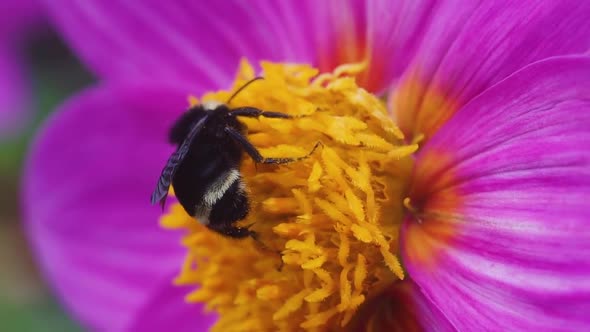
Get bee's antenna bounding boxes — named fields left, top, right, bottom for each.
left=227, top=76, right=264, bottom=105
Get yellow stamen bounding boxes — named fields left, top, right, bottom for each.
left=161, top=60, right=415, bottom=331
left=403, top=197, right=417, bottom=214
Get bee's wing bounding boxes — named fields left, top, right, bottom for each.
left=151, top=116, right=208, bottom=209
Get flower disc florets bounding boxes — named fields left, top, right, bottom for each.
left=161, top=60, right=417, bottom=331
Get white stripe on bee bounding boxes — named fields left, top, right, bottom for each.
left=237, top=179, right=246, bottom=194
left=202, top=169, right=240, bottom=207
left=194, top=204, right=212, bottom=225
left=202, top=100, right=223, bottom=111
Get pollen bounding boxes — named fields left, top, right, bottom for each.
left=161, top=60, right=416, bottom=331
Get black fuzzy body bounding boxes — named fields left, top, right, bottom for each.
left=151, top=102, right=317, bottom=239
left=153, top=104, right=252, bottom=238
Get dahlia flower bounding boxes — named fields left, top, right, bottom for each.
left=26, top=1, right=590, bottom=331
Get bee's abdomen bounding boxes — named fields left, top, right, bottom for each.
left=188, top=168, right=248, bottom=226
left=208, top=178, right=249, bottom=226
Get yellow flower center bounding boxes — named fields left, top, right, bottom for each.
left=161, top=60, right=418, bottom=331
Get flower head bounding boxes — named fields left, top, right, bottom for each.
left=25, top=1, right=590, bottom=331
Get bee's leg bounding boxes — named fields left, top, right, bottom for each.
left=209, top=223, right=255, bottom=239
left=229, top=107, right=291, bottom=119
left=249, top=230, right=284, bottom=271
left=211, top=221, right=284, bottom=269
left=224, top=127, right=322, bottom=165
left=258, top=141, right=323, bottom=165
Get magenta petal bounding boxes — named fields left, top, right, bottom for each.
left=125, top=273, right=216, bottom=332
left=308, top=0, right=438, bottom=92
left=396, top=280, right=456, bottom=332
left=43, top=0, right=318, bottom=87
left=394, top=0, right=590, bottom=139
left=0, top=0, right=43, bottom=39
left=0, top=0, right=44, bottom=139
left=23, top=82, right=196, bottom=330
left=363, top=0, right=436, bottom=92
left=403, top=56, right=590, bottom=330
left=0, top=46, right=30, bottom=138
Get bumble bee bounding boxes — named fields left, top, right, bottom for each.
left=151, top=78, right=320, bottom=238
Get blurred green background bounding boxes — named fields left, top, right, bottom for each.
left=0, top=30, right=92, bottom=331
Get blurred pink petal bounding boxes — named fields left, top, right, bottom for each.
left=0, top=47, right=30, bottom=138
left=403, top=56, right=590, bottom=330
left=23, top=81, right=207, bottom=330
left=0, top=0, right=43, bottom=39
left=42, top=0, right=320, bottom=88
left=43, top=0, right=442, bottom=93
left=125, top=273, right=217, bottom=332
left=358, top=0, right=436, bottom=92
left=0, top=0, right=44, bottom=138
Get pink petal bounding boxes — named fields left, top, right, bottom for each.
left=0, top=46, right=30, bottom=138
left=0, top=0, right=45, bottom=139
left=402, top=56, right=590, bottom=330
left=304, top=0, right=366, bottom=74
left=0, top=0, right=43, bottom=39
left=362, top=0, right=436, bottom=92
left=310, top=0, right=438, bottom=92
left=44, top=1, right=443, bottom=93
left=42, top=0, right=320, bottom=88
left=23, top=82, right=197, bottom=330
left=393, top=1, right=590, bottom=141
left=124, top=273, right=216, bottom=332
